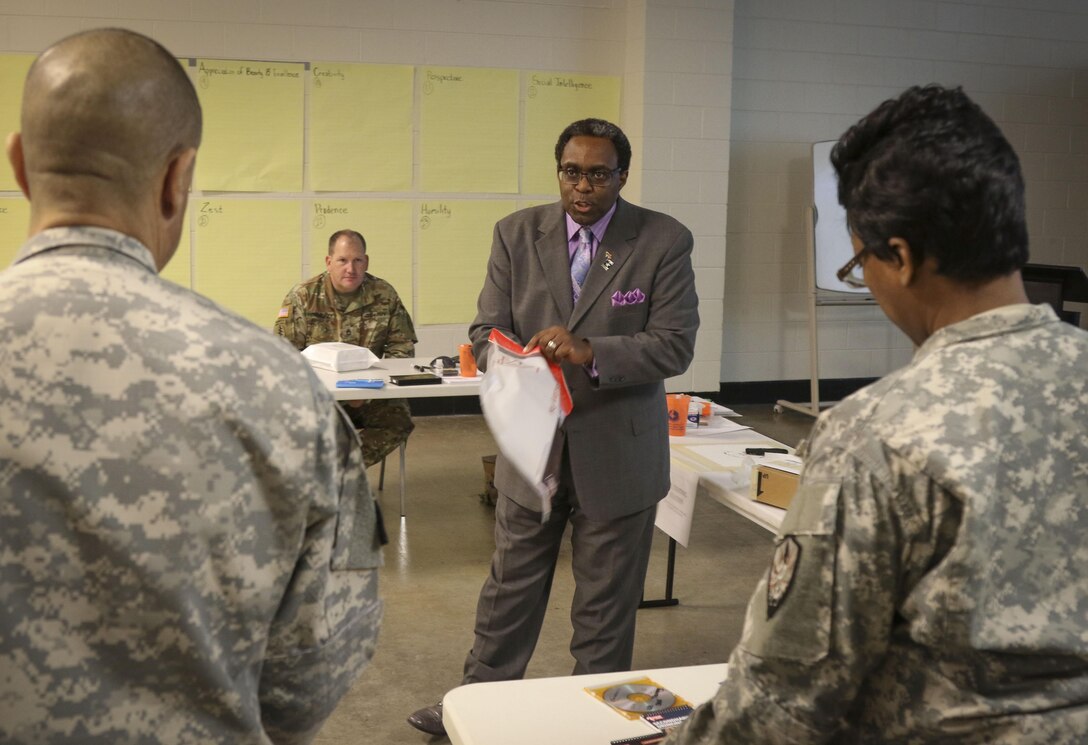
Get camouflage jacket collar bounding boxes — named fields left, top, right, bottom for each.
left=321, top=271, right=374, bottom=313
left=15, top=226, right=157, bottom=273
left=914, top=303, right=1059, bottom=364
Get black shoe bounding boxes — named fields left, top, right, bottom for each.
left=407, top=702, right=445, bottom=737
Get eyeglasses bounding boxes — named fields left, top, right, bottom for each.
left=413, top=356, right=458, bottom=375
left=836, top=248, right=871, bottom=288
left=558, top=167, right=622, bottom=186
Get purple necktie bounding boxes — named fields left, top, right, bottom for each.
left=571, top=227, right=592, bottom=303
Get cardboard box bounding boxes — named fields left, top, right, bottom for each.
left=750, top=462, right=800, bottom=510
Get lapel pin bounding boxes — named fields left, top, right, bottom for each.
left=602, top=251, right=614, bottom=271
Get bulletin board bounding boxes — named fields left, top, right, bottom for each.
left=0, top=54, right=34, bottom=193
left=0, top=55, right=621, bottom=329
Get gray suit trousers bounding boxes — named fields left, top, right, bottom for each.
left=462, top=474, right=656, bottom=684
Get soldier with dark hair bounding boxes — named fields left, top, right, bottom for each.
left=275, top=228, right=417, bottom=467
left=668, top=85, right=1088, bottom=744
left=0, top=28, right=382, bottom=744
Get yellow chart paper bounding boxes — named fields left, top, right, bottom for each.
left=417, top=200, right=514, bottom=324
left=307, top=200, right=413, bottom=311
left=309, top=63, right=413, bottom=191
left=518, top=198, right=556, bottom=211
left=420, top=67, right=518, bottom=193
left=160, top=207, right=192, bottom=288
left=0, top=55, right=34, bottom=193
left=195, top=59, right=304, bottom=192
left=524, top=72, right=621, bottom=194
left=193, top=199, right=301, bottom=327
left=0, top=196, right=30, bottom=269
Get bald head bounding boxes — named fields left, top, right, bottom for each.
left=18, top=28, right=201, bottom=211
left=7, top=28, right=202, bottom=267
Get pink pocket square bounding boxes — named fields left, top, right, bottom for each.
left=611, top=289, right=646, bottom=307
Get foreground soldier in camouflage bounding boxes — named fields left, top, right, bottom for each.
left=275, top=229, right=417, bottom=467
left=0, top=29, right=382, bottom=744
left=669, top=85, right=1088, bottom=743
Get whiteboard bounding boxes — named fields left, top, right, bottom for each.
left=812, top=140, right=870, bottom=296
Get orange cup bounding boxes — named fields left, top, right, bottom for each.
left=666, top=393, right=691, bottom=437
left=459, top=343, right=477, bottom=377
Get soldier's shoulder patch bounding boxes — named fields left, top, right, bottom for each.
left=277, top=306, right=291, bottom=319
left=767, top=535, right=801, bottom=619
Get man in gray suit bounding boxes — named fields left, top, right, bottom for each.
left=408, top=118, right=699, bottom=736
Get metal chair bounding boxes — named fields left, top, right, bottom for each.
left=377, top=440, right=408, bottom=517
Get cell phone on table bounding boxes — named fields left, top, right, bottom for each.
left=389, top=373, right=442, bottom=386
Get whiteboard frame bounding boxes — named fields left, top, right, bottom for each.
left=774, top=206, right=876, bottom=418
left=811, top=139, right=873, bottom=300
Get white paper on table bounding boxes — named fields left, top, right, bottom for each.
left=479, top=330, right=573, bottom=518
left=654, top=461, right=700, bottom=547
left=670, top=444, right=754, bottom=493
left=671, top=437, right=802, bottom=494
left=760, top=455, right=803, bottom=474
left=685, top=415, right=751, bottom=436
left=690, top=396, right=740, bottom=418
left=672, top=444, right=751, bottom=471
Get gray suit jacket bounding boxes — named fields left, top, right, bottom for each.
left=470, top=198, right=700, bottom=521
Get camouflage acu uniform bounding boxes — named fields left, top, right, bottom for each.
left=275, top=271, right=416, bottom=467
left=0, top=227, right=383, bottom=745
left=669, top=304, right=1088, bottom=744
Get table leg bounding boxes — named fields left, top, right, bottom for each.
left=639, top=537, right=679, bottom=609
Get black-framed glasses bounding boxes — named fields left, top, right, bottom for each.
left=836, top=248, right=871, bottom=288
left=558, top=167, right=622, bottom=186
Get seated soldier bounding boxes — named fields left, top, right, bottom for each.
left=276, top=229, right=416, bottom=466
left=666, top=84, right=1088, bottom=745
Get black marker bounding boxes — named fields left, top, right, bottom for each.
left=745, top=447, right=788, bottom=456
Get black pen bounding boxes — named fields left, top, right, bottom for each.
left=745, top=447, right=789, bottom=456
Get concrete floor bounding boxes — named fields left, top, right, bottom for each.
left=312, top=404, right=816, bottom=745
